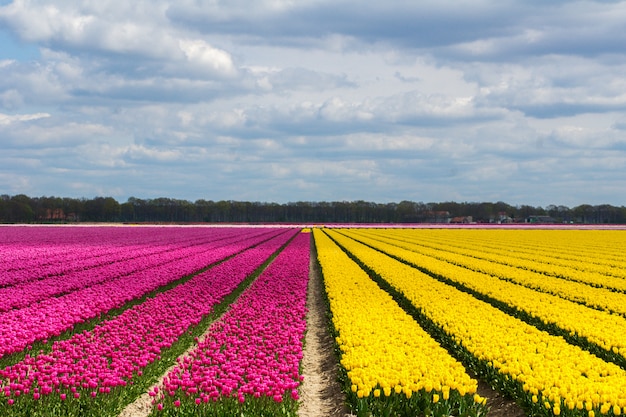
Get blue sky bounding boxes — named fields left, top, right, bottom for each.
left=1, top=0, right=625, bottom=207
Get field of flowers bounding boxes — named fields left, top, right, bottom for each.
left=0, top=226, right=306, bottom=416
left=3, top=225, right=626, bottom=417
left=313, top=229, right=487, bottom=417
left=151, top=231, right=310, bottom=416
left=317, top=227, right=626, bottom=417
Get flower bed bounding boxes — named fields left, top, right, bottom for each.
left=0, top=228, right=284, bottom=359
left=152, top=231, right=310, bottom=417
left=314, top=229, right=486, bottom=417
left=0, top=228, right=297, bottom=416
left=327, top=228, right=626, bottom=417
left=0, top=228, right=277, bottom=311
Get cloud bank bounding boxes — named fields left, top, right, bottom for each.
left=1, top=0, right=625, bottom=206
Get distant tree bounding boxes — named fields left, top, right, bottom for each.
left=3, top=194, right=35, bottom=223
left=83, top=197, right=121, bottom=221
left=572, top=204, right=594, bottom=223
left=214, top=200, right=231, bottom=222
left=120, top=201, right=135, bottom=222
left=195, top=199, right=215, bottom=222
left=515, top=205, right=534, bottom=220
left=3, top=194, right=626, bottom=224
left=0, top=194, right=9, bottom=222
left=396, top=200, right=421, bottom=222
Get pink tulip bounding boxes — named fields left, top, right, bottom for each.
left=0, top=227, right=289, bottom=358
left=0, top=226, right=299, bottom=411
left=155, top=233, right=310, bottom=410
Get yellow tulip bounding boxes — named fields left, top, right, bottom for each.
left=600, top=403, right=610, bottom=414
left=330, top=228, right=626, bottom=417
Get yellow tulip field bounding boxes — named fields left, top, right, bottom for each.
left=313, top=227, right=626, bottom=417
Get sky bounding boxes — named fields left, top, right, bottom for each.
left=1, top=0, right=626, bottom=207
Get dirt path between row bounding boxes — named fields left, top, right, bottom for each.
left=297, top=250, right=353, bottom=417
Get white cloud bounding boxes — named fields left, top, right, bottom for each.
left=345, top=134, right=434, bottom=152
left=0, top=88, right=24, bottom=110
left=124, top=144, right=181, bottom=162
left=0, top=112, right=50, bottom=125
left=0, top=170, right=34, bottom=194
left=178, top=39, right=236, bottom=77
left=0, top=1, right=175, bottom=57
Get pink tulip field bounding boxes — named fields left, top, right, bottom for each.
left=0, top=226, right=309, bottom=417
left=0, top=227, right=288, bottom=361
left=151, top=231, right=310, bottom=416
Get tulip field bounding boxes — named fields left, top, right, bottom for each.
left=315, top=227, right=626, bottom=417
left=2, top=225, right=626, bottom=417
left=0, top=225, right=306, bottom=416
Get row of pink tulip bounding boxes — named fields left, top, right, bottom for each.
left=0, top=227, right=258, bottom=287
left=2, top=240, right=185, bottom=287
left=1, top=226, right=177, bottom=282
left=0, top=228, right=299, bottom=412
left=0, top=228, right=287, bottom=359
left=0, top=228, right=275, bottom=312
left=153, top=231, right=310, bottom=415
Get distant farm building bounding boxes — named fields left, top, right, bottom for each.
left=526, top=215, right=557, bottom=223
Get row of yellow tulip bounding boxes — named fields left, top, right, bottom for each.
left=312, top=229, right=487, bottom=417
left=325, top=228, right=626, bottom=417
left=345, top=228, right=626, bottom=316
left=436, top=229, right=626, bottom=280
left=373, top=228, right=626, bottom=281
left=335, top=228, right=626, bottom=365
left=406, top=229, right=626, bottom=262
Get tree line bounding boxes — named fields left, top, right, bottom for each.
left=1, top=194, right=625, bottom=224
